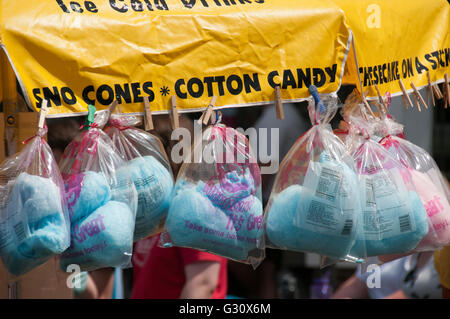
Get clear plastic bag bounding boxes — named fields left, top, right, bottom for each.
left=104, top=113, right=174, bottom=242
left=0, top=126, right=70, bottom=276
left=264, top=93, right=362, bottom=262
left=347, top=116, right=429, bottom=258
left=336, top=92, right=404, bottom=146
left=58, top=108, right=137, bottom=272
left=159, top=116, right=264, bottom=268
left=377, top=118, right=450, bottom=251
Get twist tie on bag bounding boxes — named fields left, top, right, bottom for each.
left=69, top=105, right=102, bottom=173
left=22, top=125, right=48, bottom=144
left=79, top=105, right=97, bottom=130
left=213, top=110, right=223, bottom=125
left=361, top=128, right=371, bottom=140
left=308, top=85, right=326, bottom=125
left=110, top=118, right=132, bottom=131
left=79, top=122, right=99, bottom=130
left=385, top=92, right=392, bottom=108
left=379, top=134, right=401, bottom=149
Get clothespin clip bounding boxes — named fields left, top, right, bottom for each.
left=170, top=96, right=179, bottom=129
left=143, top=96, right=154, bottom=131
left=398, top=79, right=413, bottom=109
left=210, top=110, right=216, bottom=125
left=358, top=100, right=369, bottom=121
left=427, top=71, right=435, bottom=107
left=275, top=85, right=284, bottom=120
left=361, top=90, right=376, bottom=118
left=109, top=100, right=119, bottom=114
left=444, top=86, right=449, bottom=109
left=38, top=99, right=48, bottom=129
left=410, top=82, right=428, bottom=111
left=410, top=84, right=421, bottom=112
left=432, top=83, right=443, bottom=100
left=198, top=96, right=218, bottom=125
left=444, top=73, right=450, bottom=109
left=400, top=91, right=408, bottom=110
left=105, top=100, right=119, bottom=129
left=107, top=100, right=119, bottom=122
left=374, top=85, right=388, bottom=115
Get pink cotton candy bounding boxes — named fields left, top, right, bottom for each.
left=412, top=169, right=450, bottom=249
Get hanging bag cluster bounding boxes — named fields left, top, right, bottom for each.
left=104, top=113, right=174, bottom=241
left=264, top=89, right=362, bottom=261
left=374, top=113, right=450, bottom=251
left=0, top=126, right=70, bottom=276
left=58, top=107, right=137, bottom=271
left=159, top=111, right=265, bottom=267
left=346, top=114, right=429, bottom=258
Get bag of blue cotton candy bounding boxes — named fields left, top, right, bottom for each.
left=58, top=107, right=137, bottom=272
left=159, top=120, right=265, bottom=269
left=347, top=122, right=429, bottom=258
left=264, top=92, right=362, bottom=263
left=0, top=126, right=70, bottom=277
left=104, top=114, right=174, bottom=242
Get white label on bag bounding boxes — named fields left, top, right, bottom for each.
left=297, top=161, right=354, bottom=236
left=360, top=168, right=416, bottom=240
left=304, top=162, right=344, bottom=204
left=0, top=209, right=30, bottom=248
left=135, top=175, right=164, bottom=219
left=365, top=179, right=376, bottom=208
left=315, top=167, right=342, bottom=202
left=304, top=199, right=354, bottom=235
left=10, top=207, right=30, bottom=245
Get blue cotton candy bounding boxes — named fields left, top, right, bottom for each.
left=174, top=179, right=205, bottom=196
left=126, top=156, right=173, bottom=241
left=165, top=188, right=240, bottom=258
left=266, top=185, right=356, bottom=259
left=224, top=195, right=264, bottom=254
left=0, top=173, right=69, bottom=276
left=111, top=167, right=138, bottom=216
left=265, top=154, right=360, bottom=259
left=15, top=174, right=65, bottom=225
left=18, top=215, right=67, bottom=257
left=350, top=191, right=429, bottom=257
left=217, top=169, right=256, bottom=202
left=66, top=171, right=111, bottom=223
left=266, top=185, right=301, bottom=247
left=60, top=200, right=134, bottom=272
left=166, top=186, right=265, bottom=261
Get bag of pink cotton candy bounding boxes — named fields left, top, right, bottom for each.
left=376, top=115, right=450, bottom=251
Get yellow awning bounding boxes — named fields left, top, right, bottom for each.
left=0, top=0, right=351, bottom=117
left=333, top=0, right=450, bottom=99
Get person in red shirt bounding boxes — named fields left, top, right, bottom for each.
left=131, top=234, right=228, bottom=299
